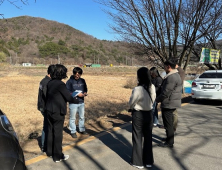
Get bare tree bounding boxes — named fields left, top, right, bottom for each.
left=192, top=7, right=222, bottom=70
left=96, top=0, right=222, bottom=71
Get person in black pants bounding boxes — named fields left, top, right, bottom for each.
left=129, top=67, right=156, bottom=169
left=156, top=58, right=182, bottom=148
left=37, top=64, right=55, bottom=152
left=45, top=64, right=78, bottom=162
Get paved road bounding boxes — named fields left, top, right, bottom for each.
left=26, top=101, right=222, bottom=170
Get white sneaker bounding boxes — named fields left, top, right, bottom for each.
left=146, top=164, right=152, bottom=168
left=130, top=162, right=144, bottom=169
left=55, top=155, right=69, bottom=163
left=62, top=155, right=69, bottom=161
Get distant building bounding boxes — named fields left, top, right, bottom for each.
left=84, top=63, right=92, bottom=67
left=22, top=63, right=32, bottom=67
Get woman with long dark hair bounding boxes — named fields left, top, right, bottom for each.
left=45, top=64, right=78, bottom=162
left=150, top=67, right=163, bottom=127
left=129, top=67, right=156, bottom=169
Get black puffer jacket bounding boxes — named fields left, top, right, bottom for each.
left=37, top=76, right=51, bottom=112
left=151, top=76, right=163, bottom=96
left=156, top=69, right=182, bottom=109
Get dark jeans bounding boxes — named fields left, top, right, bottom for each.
left=161, top=108, right=175, bottom=145
left=152, top=101, right=159, bottom=125
left=46, top=111, right=65, bottom=161
left=131, top=110, right=154, bottom=166
left=41, top=111, right=48, bottom=151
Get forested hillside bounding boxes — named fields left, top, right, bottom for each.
left=0, top=16, right=148, bottom=66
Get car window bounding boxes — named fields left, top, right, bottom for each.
left=199, top=73, right=222, bottom=78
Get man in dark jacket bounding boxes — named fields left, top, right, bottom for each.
left=156, top=59, right=182, bottom=148
left=37, top=64, right=54, bottom=152
left=66, top=67, right=88, bottom=138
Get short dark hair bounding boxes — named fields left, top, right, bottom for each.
left=164, top=58, right=177, bottom=69
left=51, top=64, right=67, bottom=80
left=47, top=64, right=55, bottom=75
left=137, top=67, right=152, bottom=88
left=73, top=67, right=83, bottom=75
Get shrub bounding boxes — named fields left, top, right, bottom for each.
left=124, top=76, right=137, bottom=89
left=0, top=52, right=7, bottom=62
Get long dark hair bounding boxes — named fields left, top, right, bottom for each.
left=150, top=67, right=162, bottom=78
left=50, top=64, right=68, bottom=80
left=137, top=67, right=152, bottom=91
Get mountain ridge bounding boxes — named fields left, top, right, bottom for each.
left=0, top=16, right=147, bottom=66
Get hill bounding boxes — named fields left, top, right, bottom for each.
left=0, top=16, right=148, bottom=66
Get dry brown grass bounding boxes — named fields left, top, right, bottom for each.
left=0, top=65, right=193, bottom=160
left=0, top=65, right=139, bottom=158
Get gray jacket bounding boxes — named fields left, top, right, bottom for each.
left=156, top=69, right=182, bottom=109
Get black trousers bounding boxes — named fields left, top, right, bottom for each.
left=46, top=111, right=65, bottom=161
left=42, top=111, right=48, bottom=151
left=161, top=108, right=176, bottom=145
left=131, top=110, right=154, bottom=166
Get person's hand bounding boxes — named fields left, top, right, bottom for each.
left=78, top=93, right=85, bottom=97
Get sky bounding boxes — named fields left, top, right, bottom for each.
left=0, top=0, right=118, bottom=41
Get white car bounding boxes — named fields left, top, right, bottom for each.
left=192, top=70, right=222, bottom=101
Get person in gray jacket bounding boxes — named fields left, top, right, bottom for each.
left=156, top=58, right=182, bottom=148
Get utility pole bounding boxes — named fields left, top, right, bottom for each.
left=15, top=52, right=17, bottom=65
left=10, top=54, right=12, bottom=65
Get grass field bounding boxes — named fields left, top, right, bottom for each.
left=0, top=64, right=195, bottom=160
left=0, top=65, right=139, bottom=157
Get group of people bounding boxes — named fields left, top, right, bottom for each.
left=128, top=58, right=185, bottom=169
left=37, top=64, right=88, bottom=162
left=37, top=59, right=184, bottom=166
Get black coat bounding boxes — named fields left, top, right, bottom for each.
left=45, top=79, right=77, bottom=115
left=151, top=76, right=163, bottom=96
left=37, top=75, right=51, bottom=112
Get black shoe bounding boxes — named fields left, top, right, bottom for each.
left=158, top=142, right=173, bottom=148
left=161, top=138, right=166, bottom=141
left=42, top=149, right=47, bottom=153
left=158, top=124, right=165, bottom=129
left=71, top=133, right=77, bottom=138
left=80, top=131, right=88, bottom=135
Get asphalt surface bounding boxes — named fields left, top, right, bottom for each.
left=26, top=101, right=222, bottom=170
